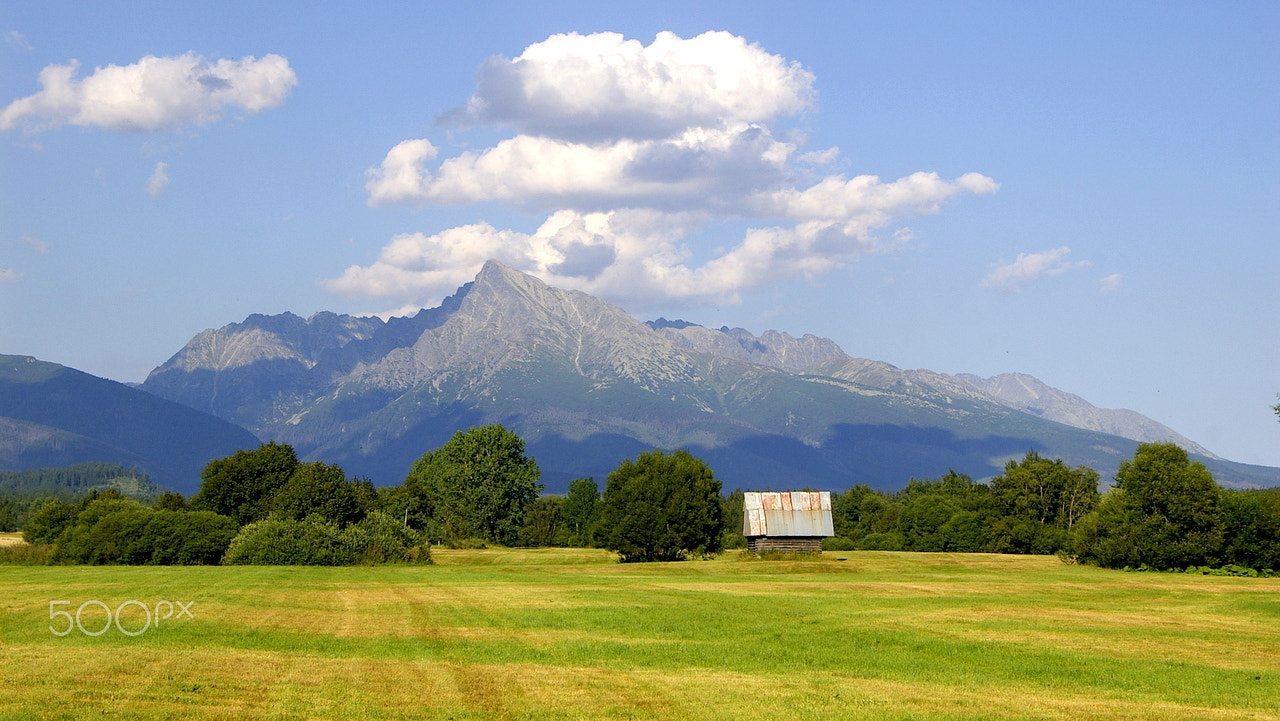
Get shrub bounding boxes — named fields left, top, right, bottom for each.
left=858, top=532, right=905, bottom=551
left=822, top=536, right=857, bottom=551
left=342, top=511, right=432, bottom=564
left=223, top=513, right=431, bottom=565
left=48, top=508, right=237, bottom=565
left=222, top=516, right=356, bottom=566
left=0, top=542, right=52, bottom=565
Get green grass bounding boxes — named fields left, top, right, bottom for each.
left=2, top=548, right=1279, bottom=720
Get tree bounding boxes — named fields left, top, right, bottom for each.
left=561, top=477, right=601, bottom=547
left=1217, top=489, right=1280, bottom=570
left=597, top=449, right=723, bottom=562
left=518, top=495, right=567, bottom=547
left=897, top=471, right=993, bottom=552
left=1073, top=442, right=1222, bottom=569
left=272, top=461, right=366, bottom=527
left=988, top=451, right=1099, bottom=554
left=191, top=442, right=299, bottom=525
left=405, top=425, right=542, bottom=545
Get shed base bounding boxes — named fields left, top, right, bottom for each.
left=746, top=536, right=823, bottom=555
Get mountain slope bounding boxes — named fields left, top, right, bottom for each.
left=652, top=322, right=1216, bottom=457
left=954, top=372, right=1217, bottom=458
left=0, top=354, right=261, bottom=494
left=142, top=262, right=1277, bottom=491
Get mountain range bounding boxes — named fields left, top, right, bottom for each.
left=134, top=261, right=1278, bottom=493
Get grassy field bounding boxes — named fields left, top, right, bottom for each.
left=2, top=546, right=1279, bottom=720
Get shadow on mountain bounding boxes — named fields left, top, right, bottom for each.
left=698, top=424, right=1047, bottom=492
left=492, top=424, right=1049, bottom=495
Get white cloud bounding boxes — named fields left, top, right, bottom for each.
left=345, top=30, right=997, bottom=309
left=1100, top=273, right=1123, bottom=293
left=367, top=123, right=796, bottom=212
left=146, top=161, right=169, bottom=197
left=0, top=52, right=296, bottom=132
left=0, top=267, right=22, bottom=283
left=981, top=246, right=1091, bottom=293
left=441, top=30, right=814, bottom=142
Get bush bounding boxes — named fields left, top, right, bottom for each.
left=445, top=537, right=488, bottom=549
left=822, top=536, right=857, bottom=551
left=223, top=516, right=356, bottom=566
left=858, top=532, right=905, bottom=551
left=342, top=511, right=432, bottom=564
left=223, top=513, right=431, bottom=565
left=48, top=508, right=237, bottom=565
left=0, top=542, right=51, bottom=565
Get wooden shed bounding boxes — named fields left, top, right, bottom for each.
left=742, top=491, right=834, bottom=554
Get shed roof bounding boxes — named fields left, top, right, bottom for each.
left=742, top=491, right=834, bottom=538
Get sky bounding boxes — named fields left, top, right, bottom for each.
left=2, top=2, right=1278, bottom=467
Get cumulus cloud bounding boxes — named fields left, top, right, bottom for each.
left=0, top=267, right=22, bottom=283
left=440, top=30, right=814, bottom=142
left=146, top=161, right=169, bottom=197
left=981, top=246, right=1091, bottom=293
left=367, top=123, right=797, bottom=212
left=0, top=52, right=296, bottom=132
left=1100, top=273, right=1123, bottom=293
left=345, top=31, right=996, bottom=308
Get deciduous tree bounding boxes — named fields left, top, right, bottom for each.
left=405, top=424, right=542, bottom=545
left=598, top=449, right=723, bottom=562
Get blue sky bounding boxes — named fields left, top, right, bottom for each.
left=2, top=2, right=1278, bottom=467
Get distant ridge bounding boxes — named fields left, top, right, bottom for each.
left=0, top=354, right=261, bottom=494
left=140, top=261, right=1278, bottom=491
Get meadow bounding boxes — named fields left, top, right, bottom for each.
left=2, top=539, right=1279, bottom=720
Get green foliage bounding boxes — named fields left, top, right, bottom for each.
left=1217, top=488, right=1280, bottom=570
left=1073, top=443, right=1224, bottom=569
left=405, top=424, right=542, bottom=545
left=222, top=516, right=356, bottom=565
left=223, top=511, right=432, bottom=566
left=154, top=490, right=187, bottom=511
left=831, top=484, right=903, bottom=546
left=518, top=495, right=568, bottom=547
left=45, top=496, right=237, bottom=566
left=987, top=451, right=1098, bottom=554
left=21, top=498, right=79, bottom=544
left=191, top=442, right=300, bottom=525
left=0, top=462, right=159, bottom=499
left=561, top=477, right=601, bottom=547
left=821, top=536, right=857, bottom=551
left=272, top=461, right=366, bottom=526
left=341, top=511, right=432, bottom=564
left=898, top=472, right=994, bottom=552
left=1, top=463, right=161, bottom=531
left=0, top=541, right=51, bottom=565
left=598, top=448, right=724, bottom=562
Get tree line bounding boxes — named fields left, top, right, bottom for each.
left=15, top=425, right=726, bottom=565
left=10, top=425, right=1280, bottom=573
left=0, top=462, right=159, bottom=532
left=826, top=443, right=1280, bottom=573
